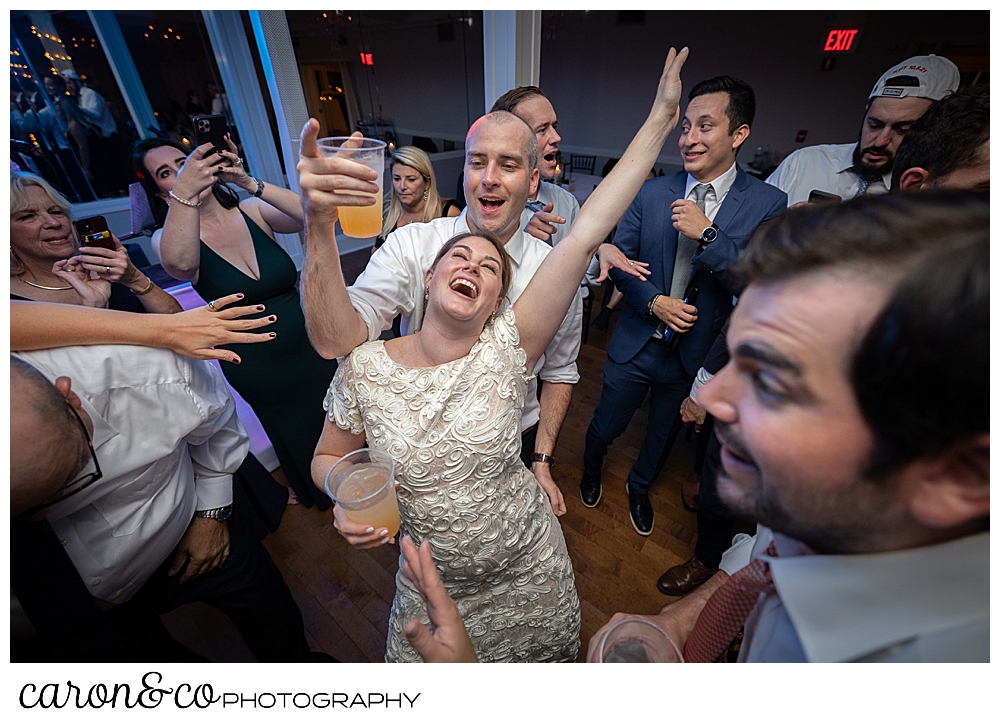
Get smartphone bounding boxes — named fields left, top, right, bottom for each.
left=74, top=215, right=116, bottom=251
left=193, top=113, right=229, bottom=155
left=808, top=189, right=842, bottom=204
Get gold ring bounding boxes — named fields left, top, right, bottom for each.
left=208, top=300, right=217, bottom=312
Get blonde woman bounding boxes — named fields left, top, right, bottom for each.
left=376, top=146, right=460, bottom=249
left=10, top=171, right=180, bottom=314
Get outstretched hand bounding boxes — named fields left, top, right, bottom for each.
left=596, top=243, right=650, bottom=284
left=155, top=293, right=277, bottom=364
left=297, top=119, right=379, bottom=229
left=400, top=535, right=479, bottom=663
left=648, top=46, right=690, bottom=133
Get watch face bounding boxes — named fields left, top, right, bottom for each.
left=701, top=226, right=718, bottom=243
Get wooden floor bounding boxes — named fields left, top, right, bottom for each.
left=163, top=290, right=702, bottom=663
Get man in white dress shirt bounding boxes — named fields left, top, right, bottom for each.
left=490, top=86, right=580, bottom=247
left=588, top=193, right=989, bottom=662
left=767, top=54, right=959, bottom=206
left=12, top=345, right=311, bottom=661
left=299, top=110, right=647, bottom=517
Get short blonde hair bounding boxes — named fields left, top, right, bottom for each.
left=10, top=171, right=73, bottom=276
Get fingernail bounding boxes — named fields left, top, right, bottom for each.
left=268, top=315, right=276, bottom=321
left=256, top=305, right=265, bottom=310
left=365, top=527, right=374, bottom=533
left=269, top=332, right=276, bottom=338
left=379, top=529, right=389, bottom=537
left=382, top=537, right=391, bottom=545
left=237, top=293, right=244, bottom=298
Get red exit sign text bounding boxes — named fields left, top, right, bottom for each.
left=823, top=28, right=859, bottom=53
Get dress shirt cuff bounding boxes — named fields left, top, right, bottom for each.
left=537, top=362, right=580, bottom=385
left=719, top=533, right=756, bottom=575
left=194, top=473, right=234, bottom=511
left=689, top=368, right=714, bottom=404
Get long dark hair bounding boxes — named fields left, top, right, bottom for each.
left=130, top=137, right=239, bottom=226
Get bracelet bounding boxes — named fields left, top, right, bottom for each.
left=646, top=294, right=661, bottom=317
left=132, top=276, right=155, bottom=295
left=251, top=177, right=264, bottom=198
left=168, top=189, right=203, bottom=208
left=530, top=452, right=555, bottom=467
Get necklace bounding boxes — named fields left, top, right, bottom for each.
left=17, top=276, right=73, bottom=291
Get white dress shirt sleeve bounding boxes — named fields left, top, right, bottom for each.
left=347, top=228, right=423, bottom=341
left=536, top=288, right=582, bottom=385
left=182, top=359, right=248, bottom=510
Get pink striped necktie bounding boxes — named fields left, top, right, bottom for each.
left=683, top=542, right=777, bottom=663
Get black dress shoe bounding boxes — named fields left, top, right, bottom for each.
left=580, top=472, right=602, bottom=508
left=626, top=482, right=653, bottom=536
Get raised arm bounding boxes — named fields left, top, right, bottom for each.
left=514, top=47, right=689, bottom=365
left=216, top=135, right=304, bottom=234
left=297, top=120, right=381, bottom=358
left=153, top=143, right=225, bottom=282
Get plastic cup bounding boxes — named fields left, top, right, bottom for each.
left=324, top=448, right=400, bottom=537
left=598, top=618, right=684, bottom=663
left=316, top=136, right=387, bottom=238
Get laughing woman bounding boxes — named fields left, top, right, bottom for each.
left=308, top=48, right=689, bottom=662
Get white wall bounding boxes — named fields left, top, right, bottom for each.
left=538, top=11, right=987, bottom=170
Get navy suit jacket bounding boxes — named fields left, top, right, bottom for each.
left=608, top=167, right=787, bottom=375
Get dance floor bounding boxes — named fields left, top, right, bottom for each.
left=162, top=250, right=714, bottom=662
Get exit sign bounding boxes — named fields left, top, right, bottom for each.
left=360, top=52, right=374, bottom=66
left=820, top=28, right=861, bottom=54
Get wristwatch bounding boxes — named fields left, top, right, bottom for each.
left=194, top=504, right=233, bottom=521
left=530, top=453, right=555, bottom=467
left=700, top=223, right=719, bottom=245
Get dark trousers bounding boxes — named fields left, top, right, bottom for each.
left=519, top=423, right=539, bottom=469
left=106, top=496, right=309, bottom=663
left=583, top=339, right=694, bottom=494
left=693, top=423, right=735, bottom=569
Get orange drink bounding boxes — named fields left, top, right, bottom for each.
left=338, top=201, right=384, bottom=238
left=316, top=136, right=387, bottom=239
left=323, top=448, right=399, bottom=537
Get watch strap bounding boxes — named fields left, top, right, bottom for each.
left=530, top=452, right=555, bottom=466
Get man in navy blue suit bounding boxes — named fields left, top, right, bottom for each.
left=580, top=76, right=787, bottom=535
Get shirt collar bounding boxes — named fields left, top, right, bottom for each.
left=458, top=207, right=529, bottom=267
left=76, top=394, right=118, bottom=452
left=685, top=162, right=738, bottom=201
left=768, top=531, right=989, bottom=662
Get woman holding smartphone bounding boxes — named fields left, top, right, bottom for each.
left=10, top=171, right=180, bottom=314
left=132, top=137, right=337, bottom=510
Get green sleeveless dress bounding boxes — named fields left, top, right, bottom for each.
left=194, top=210, right=336, bottom=509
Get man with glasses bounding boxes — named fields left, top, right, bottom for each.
left=10, top=348, right=312, bottom=662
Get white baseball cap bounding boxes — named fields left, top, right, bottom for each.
left=869, top=55, right=960, bottom=102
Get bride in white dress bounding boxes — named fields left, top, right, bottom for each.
left=307, top=47, right=690, bottom=662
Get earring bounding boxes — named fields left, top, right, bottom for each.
left=422, top=189, right=428, bottom=202
left=423, top=286, right=429, bottom=305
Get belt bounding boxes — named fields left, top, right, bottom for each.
left=521, top=423, right=538, bottom=436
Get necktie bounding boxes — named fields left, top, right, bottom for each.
left=683, top=542, right=777, bottom=663
left=854, top=175, right=870, bottom=197
left=670, top=184, right=709, bottom=299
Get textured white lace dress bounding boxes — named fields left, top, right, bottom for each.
left=324, top=308, right=581, bottom=662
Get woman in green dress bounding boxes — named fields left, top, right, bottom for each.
left=133, top=137, right=337, bottom=510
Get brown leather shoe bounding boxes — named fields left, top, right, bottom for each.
left=681, top=471, right=700, bottom=512
left=656, top=556, right=718, bottom=596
